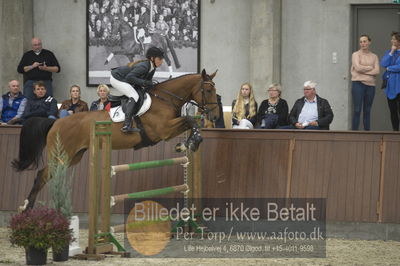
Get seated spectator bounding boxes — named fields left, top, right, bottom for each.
left=22, top=81, right=58, bottom=120
left=214, top=94, right=225, bottom=128
left=282, top=81, right=333, bottom=130
left=0, top=80, right=27, bottom=124
left=256, top=83, right=289, bottom=129
left=232, top=82, right=258, bottom=129
left=59, top=85, right=89, bottom=118
left=90, top=84, right=110, bottom=111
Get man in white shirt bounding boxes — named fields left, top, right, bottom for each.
left=284, top=81, right=334, bottom=130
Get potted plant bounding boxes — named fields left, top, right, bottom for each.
left=47, top=133, right=77, bottom=261
left=9, top=206, right=73, bottom=265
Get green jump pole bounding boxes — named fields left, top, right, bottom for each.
left=111, top=156, right=188, bottom=175
left=111, top=184, right=188, bottom=206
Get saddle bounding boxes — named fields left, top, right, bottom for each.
left=107, top=92, right=152, bottom=123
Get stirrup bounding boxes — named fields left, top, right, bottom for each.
left=121, top=125, right=141, bottom=133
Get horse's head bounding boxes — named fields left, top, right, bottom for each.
left=192, top=69, right=220, bottom=122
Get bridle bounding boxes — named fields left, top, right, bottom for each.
left=150, top=75, right=219, bottom=116
left=190, top=78, right=219, bottom=115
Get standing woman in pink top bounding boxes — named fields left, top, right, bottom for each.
left=351, top=35, right=380, bottom=130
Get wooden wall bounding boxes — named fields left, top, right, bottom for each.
left=1, top=126, right=399, bottom=224
left=0, top=126, right=186, bottom=214
left=201, top=129, right=400, bottom=224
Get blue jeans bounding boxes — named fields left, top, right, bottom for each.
left=351, top=81, right=375, bottom=130
left=23, top=80, right=53, bottom=100
left=59, top=109, right=70, bottom=118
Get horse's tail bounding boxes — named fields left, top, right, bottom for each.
left=12, top=117, right=56, bottom=171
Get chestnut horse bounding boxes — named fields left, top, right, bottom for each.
left=13, top=69, right=219, bottom=210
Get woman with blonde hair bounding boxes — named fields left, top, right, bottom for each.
left=256, top=83, right=289, bottom=128
left=90, top=83, right=110, bottom=111
left=231, top=82, right=258, bottom=129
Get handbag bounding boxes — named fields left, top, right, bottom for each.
left=261, top=114, right=279, bottom=129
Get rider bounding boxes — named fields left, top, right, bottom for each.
left=110, top=46, right=164, bottom=133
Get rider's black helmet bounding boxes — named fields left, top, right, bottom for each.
left=146, top=47, right=164, bottom=59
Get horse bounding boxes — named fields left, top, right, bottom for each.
left=104, top=19, right=144, bottom=65
left=12, top=69, right=219, bottom=211
left=104, top=19, right=180, bottom=72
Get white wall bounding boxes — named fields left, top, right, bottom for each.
left=200, top=0, right=252, bottom=105
left=281, top=0, right=389, bottom=130
left=31, top=0, right=256, bottom=108
left=33, top=0, right=90, bottom=103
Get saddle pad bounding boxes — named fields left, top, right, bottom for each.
left=109, top=93, right=152, bottom=122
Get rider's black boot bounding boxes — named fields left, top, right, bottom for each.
left=121, top=98, right=141, bottom=133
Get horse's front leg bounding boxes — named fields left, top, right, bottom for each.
left=159, top=116, right=202, bottom=152
left=174, top=116, right=202, bottom=153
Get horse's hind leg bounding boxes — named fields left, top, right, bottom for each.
left=167, top=39, right=180, bottom=69
left=20, top=167, right=49, bottom=211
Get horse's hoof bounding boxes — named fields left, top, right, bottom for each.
left=104, top=60, right=109, bottom=65
left=175, top=143, right=187, bottom=153
left=188, top=141, right=197, bottom=152
left=18, top=199, right=29, bottom=213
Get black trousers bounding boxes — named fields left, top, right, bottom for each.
left=387, top=94, right=400, bottom=131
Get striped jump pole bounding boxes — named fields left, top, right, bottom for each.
left=110, top=184, right=189, bottom=207
left=111, top=156, right=189, bottom=175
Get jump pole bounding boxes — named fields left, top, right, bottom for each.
left=111, top=184, right=189, bottom=206
left=111, top=156, right=188, bottom=175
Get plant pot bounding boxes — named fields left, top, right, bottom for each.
left=25, top=247, right=47, bottom=265
left=52, top=244, right=69, bottom=262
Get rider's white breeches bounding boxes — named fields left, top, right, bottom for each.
left=110, top=75, right=139, bottom=101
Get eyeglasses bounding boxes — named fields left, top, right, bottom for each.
left=303, top=88, right=313, bottom=91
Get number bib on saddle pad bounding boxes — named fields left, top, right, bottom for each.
left=108, top=93, right=152, bottom=122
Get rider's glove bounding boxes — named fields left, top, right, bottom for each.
left=143, top=80, right=154, bottom=89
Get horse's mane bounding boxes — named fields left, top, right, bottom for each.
left=155, top=73, right=199, bottom=87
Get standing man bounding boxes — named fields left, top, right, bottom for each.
left=17, top=37, right=60, bottom=99
left=283, top=81, right=334, bottom=130
left=0, top=80, right=27, bottom=124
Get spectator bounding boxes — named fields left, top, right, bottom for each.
left=59, top=85, right=89, bottom=118
left=168, top=17, right=180, bottom=34
left=232, top=82, right=258, bottom=129
left=351, top=35, right=380, bottom=131
left=381, top=32, right=400, bottom=131
left=182, top=9, right=193, bottom=28
left=93, top=19, right=105, bottom=46
left=0, top=80, right=27, bottom=124
left=156, top=14, right=170, bottom=35
left=214, top=94, right=225, bottom=128
left=90, top=84, right=110, bottom=111
left=283, top=81, right=333, bottom=130
left=22, top=81, right=58, bottom=120
left=256, top=83, right=289, bottom=129
left=17, top=37, right=60, bottom=99
left=137, top=6, right=150, bottom=29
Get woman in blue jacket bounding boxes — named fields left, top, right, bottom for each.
left=381, top=32, right=400, bottom=131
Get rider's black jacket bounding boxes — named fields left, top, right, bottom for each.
left=111, top=60, right=155, bottom=88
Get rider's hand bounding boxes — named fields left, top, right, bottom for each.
left=143, top=80, right=154, bottom=89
